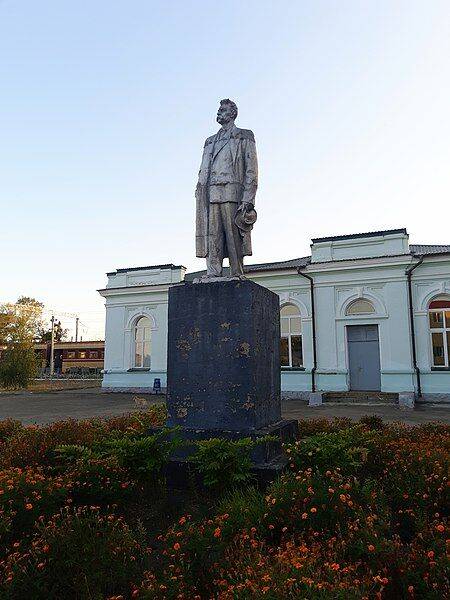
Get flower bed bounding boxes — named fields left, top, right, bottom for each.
left=0, top=410, right=448, bottom=599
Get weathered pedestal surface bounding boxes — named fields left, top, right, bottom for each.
left=167, top=279, right=282, bottom=431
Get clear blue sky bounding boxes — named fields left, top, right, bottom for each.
left=1, top=1, right=449, bottom=339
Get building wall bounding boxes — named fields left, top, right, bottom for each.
left=412, top=258, right=450, bottom=398
left=100, top=248, right=450, bottom=399
left=102, top=281, right=171, bottom=391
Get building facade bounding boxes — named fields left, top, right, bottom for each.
left=99, top=229, right=450, bottom=402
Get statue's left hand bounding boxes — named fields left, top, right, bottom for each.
left=238, top=202, right=253, bottom=212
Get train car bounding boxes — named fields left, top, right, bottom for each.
left=34, top=341, right=105, bottom=375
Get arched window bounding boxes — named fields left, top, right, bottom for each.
left=134, top=316, right=151, bottom=368
left=280, top=304, right=303, bottom=367
left=429, top=297, right=450, bottom=367
left=346, top=299, right=375, bottom=316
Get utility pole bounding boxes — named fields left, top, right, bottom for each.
left=75, top=317, right=79, bottom=342
left=50, top=316, right=55, bottom=376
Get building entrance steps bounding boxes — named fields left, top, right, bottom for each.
left=323, top=391, right=399, bottom=405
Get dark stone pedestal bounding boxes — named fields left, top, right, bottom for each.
left=165, top=279, right=298, bottom=485
left=167, top=279, right=281, bottom=431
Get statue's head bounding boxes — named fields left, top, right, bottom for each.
left=216, top=99, right=238, bottom=125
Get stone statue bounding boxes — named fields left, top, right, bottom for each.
left=195, top=99, right=258, bottom=278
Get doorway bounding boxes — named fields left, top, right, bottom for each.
left=347, top=325, right=381, bottom=391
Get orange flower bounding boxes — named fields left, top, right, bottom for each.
left=368, top=544, right=375, bottom=552
left=310, top=507, right=317, bottom=513
left=25, top=503, right=33, bottom=510
left=427, top=550, right=434, bottom=559
left=301, top=513, right=308, bottom=520
left=179, top=516, right=186, bottom=525
left=213, top=527, right=221, bottom=538
left=330, top=563, right=340, bottom=571
left=173, top=543, right=181, bottom=551
left=435, top=524, right=444, bottom=533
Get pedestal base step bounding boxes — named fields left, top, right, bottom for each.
left=163, top=453, right=291, bottom=491
left=148, top=419, right=298, bottom=490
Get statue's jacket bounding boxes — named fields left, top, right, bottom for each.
left=195, top=124, right=258, bottom=258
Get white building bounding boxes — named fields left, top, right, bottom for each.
left=99, top=229, right=450, bottom=403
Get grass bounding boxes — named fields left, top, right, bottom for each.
left=0, top=379, right=102, bottom=394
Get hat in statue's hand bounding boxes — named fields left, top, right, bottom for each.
left=235, top=206, right=258, bottom=232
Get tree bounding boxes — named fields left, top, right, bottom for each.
left=0, top=297, right=44, bottom=389
left=16, top=296, right=44, bottom=308
left=38, top=320, right=68, bottom=343
left=0, top=344, right=37, bottom=389
left=0, top=297, right=45, bottom=344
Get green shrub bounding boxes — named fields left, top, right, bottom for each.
left=52, top=443, right=93, bottom=464
left=0, top=507, right=148, bottom=599
left=102, top=430, right=182, bottom=476
left=190, top=437, right=268, bottom=491
left=0, top=344, right=37, bottom=390
left=358, top=414, right=385, bottom=430
left=68, top=456, right=135, bottom=505
left=0, top=420, right=22, bottom=444
left=0, top=421, right=100, bottom=469
left=0, top=407, right=168, bottom=470
left=217, top=486, right=267, bottom=532
left=285, top=427, right=376, bottom=475
left=55, top=429, right=182, bottom=479
left=262, top=470, right=390, bottom=543
left=297, top=417, right=353, bottom=437
left=0, top=467, right=69, bottom=546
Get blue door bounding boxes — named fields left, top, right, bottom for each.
left=347, top=325, right=381, bottom=391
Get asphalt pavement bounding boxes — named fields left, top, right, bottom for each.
left=0, top=388, right=448, bottom=426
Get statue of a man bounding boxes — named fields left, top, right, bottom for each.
left=195, top=99, right=258, bottom=278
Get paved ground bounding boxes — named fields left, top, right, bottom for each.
left=0, top=388, right=448, bottom=425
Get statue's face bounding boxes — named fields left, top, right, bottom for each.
left=216, top=103, right=235, bottom=125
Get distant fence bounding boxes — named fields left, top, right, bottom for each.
left=37, top=368, right=103, bottom=380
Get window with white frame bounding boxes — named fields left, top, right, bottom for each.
left=134, top=316, right=151, bottom=368
left=346, top=298, right=375, bottom=316
left=429, top=298, right=450, bottom=367
left=280, top=304, right=303, bottom=367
